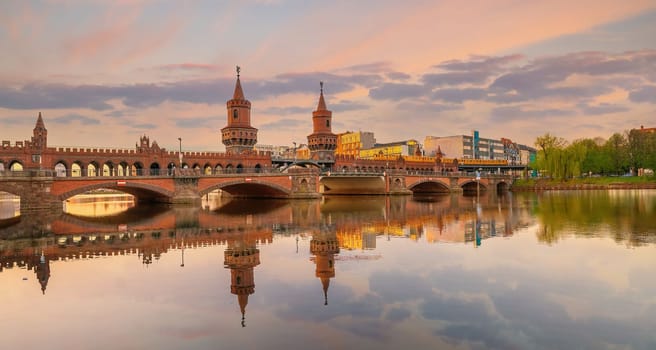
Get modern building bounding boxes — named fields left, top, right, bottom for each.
left=359, top=140, right=422, bottom=159
left=424, top=131, right=504, bottom=160
left=336, top=131, right=376, bottom=157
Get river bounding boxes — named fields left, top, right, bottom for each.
left=0, top=190, right=655, bottom=350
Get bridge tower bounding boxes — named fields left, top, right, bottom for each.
left=32, top=112, right=48, bottom=150
left=307, top=82, right=337, bottom=164
left=222, top=66, right=258, bottom=155
left=310, top=226, right=339, bottom=305
left=224, top=236, right=260, bottom=327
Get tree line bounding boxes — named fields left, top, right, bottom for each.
left=532, top=129, right=656, bottom=180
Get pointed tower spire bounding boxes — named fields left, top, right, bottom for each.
left=233, top=65, right=245, bottom=100
left=322, top=276, right=330, bottom=306
left=317, top=81, right=327, bottom=111
left=222, top=65, right=258, bottom=154
left=36, top=112, right=45, bottom=129
left=307, top=81, right=337, bottom=162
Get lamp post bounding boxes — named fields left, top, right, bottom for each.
left=292, top=141, right=297, bottom=164
left=178, top=137, right=183, bottom=169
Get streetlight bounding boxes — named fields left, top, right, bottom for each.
left=178, top=137, right=183, bottom=169
left=292, top=141, right=297, bottom=164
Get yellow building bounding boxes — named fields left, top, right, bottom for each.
left=336, top=131, right=376, bottom=157
left=359, top=140, right=421, bottom=159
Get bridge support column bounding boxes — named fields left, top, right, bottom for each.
left=289, top=172, right=321, bottom=199
left=10, top=174, right=64, bottom=211
left=171, top=177, right=202, bottom=205
left=388, top=175, right=412, bottom=195
left=449, top=178, right=464, bottom=193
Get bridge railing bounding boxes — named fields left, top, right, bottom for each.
left=321, top=169, right=513, bottom=178
left=0, top=169, right=55, bottom=178
left=36, top=167, right=316, bottom=179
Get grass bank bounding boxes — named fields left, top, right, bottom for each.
left=512, top=176, right=656, bottom=191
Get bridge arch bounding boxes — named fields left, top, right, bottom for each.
left=54, top=161, right=67, bottom=177
left=496, top=181, right=509, bottom=193
left=58, top=181, right=174, bottom=203
left=133, top=162, right=144, bottom=176
left=149, top=162, right=160, bottom=176
left=71, top=162, right=83, bottom=177
left=87, top=161, right=99, bottom=176
left=103, top=162, right=114, bottom=176
left=461, top=180, right=487, bottom=194
left=200, top=179, right=291, bottom=199
left=9, top=160, right=23, bottom=171
left=408, top=180, right=451, bottom=194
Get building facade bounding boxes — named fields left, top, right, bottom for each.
left=336, top=131, right=376, bottom=157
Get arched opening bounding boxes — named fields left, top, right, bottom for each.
left=300, top=178, right=309, bottom=192
left=118, top=162, right=129, bottom=176
left=341, top=166, right=348, bottom=172
left=87, top=162, right=98, bottom=177
left=54, top=162, right=67, bottom=177
left=149, top=162, right=160, bottom=176
left=497, top=182, right=509, bottom=194
left=462, top=181, right=486, bottom=195
left=181, top=162, right=189, bottom=169
left=167, top=162, right=176, bottom=176
left=215, top=164, right=223, bottom=174
left=236, top=164, right=243, bottom=174
left=133, top=162, right=144, bottom=176
left=204, top=164, right=213, bottom=175
left=103, top=162, right=114, bottom=176
left=71, top=162, right=83, bottom=177
left=254, top=164, right=262, bottom=173
left=9, top=161, right=23, bottom=172
left=225, top=164, right=233, bottom=173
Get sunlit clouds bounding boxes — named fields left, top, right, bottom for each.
left=0, top=0, right=655, bottom=151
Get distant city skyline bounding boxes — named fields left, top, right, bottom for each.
left=1, top=0, right=655, bottom=151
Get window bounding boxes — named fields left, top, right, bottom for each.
left=326, top=120, right=330, bottom=127
left=233, top=109, right=238, bottom=119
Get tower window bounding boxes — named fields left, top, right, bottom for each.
left=326, top=120, right=330, bottom=127
left=233, top=109, right=238, bottom=119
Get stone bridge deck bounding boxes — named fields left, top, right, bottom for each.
left=0, top=170, right=514, bottom=210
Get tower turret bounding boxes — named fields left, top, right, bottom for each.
left=221, top=66, right=258, bottom=154
left=31, top=112, right=47, bottom=150
left=307, top=82, right=337, bottom=163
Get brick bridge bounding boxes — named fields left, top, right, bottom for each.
left=0, top=168, right=513, bottom=211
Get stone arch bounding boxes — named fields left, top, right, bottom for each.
left=225, top=164, right=233, bottom=173
left=54, top=161, right=68, bottom=177
left=149, top=162, right=161, bottom=176
left=58, top=181, right=174, bottom=202
left=496, top=181, right=509, bottom=193
left=199, top=179, right=291, bottom=198
left=87, top=161, right=99, bottom=177
left=103, top=162, right=114, bottom=176
left=341, top=165, right=348, bottom=172
left=117, top=161, right=129, bottom=176
left=203, top=163, right=213, bottom=175
left=9, top=160, right=23, bottom=172
left=236, top=164, right=243, bottom=174
left=254, top=164, right=262, bottom=173
left=133, top=162, right=144, bottom=176
left=215, top=164, right=223, bottom=173
left=461, top=180, right=487, bottom=194
left=167, top=162, right=176, bottom=176
left=409, top=180, right=450, bottom=194
left=71, top=162, right=83, bottom=177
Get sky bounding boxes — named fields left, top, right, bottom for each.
left=1, top=0, right=655, bottom=152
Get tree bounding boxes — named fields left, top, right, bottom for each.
left=604, top=133, right=629, bottom=175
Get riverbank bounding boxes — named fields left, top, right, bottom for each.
left=511, top=177, right=656, bottom=191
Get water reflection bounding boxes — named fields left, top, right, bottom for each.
left=63, top=192, right=135, bottom=217
left=1, top=190, right=655, bottom=349
left=0, top=192, right=20, bottom=220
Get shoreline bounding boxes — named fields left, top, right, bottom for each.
left=511, top=178, right=656, bottom=191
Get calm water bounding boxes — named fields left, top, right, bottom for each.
left=1, top=190, right=655, bottom=350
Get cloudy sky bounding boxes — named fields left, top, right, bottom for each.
left=1, top=0, right=655, bottom=152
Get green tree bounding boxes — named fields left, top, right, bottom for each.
left=604, top=133, right=629, bottom=175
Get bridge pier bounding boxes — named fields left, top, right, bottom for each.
left=0, top=172, right=63, bottom=211
left=171, top=177, right=202, bottom=205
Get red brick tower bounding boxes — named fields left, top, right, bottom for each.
left=31, top=112, right=47, bottom=150
left=307, top=82, right=337, bottom=162
left=222, top=66, right=258, bottom=154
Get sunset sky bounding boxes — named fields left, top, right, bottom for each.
left=1, top=0, right=655, bottom=153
